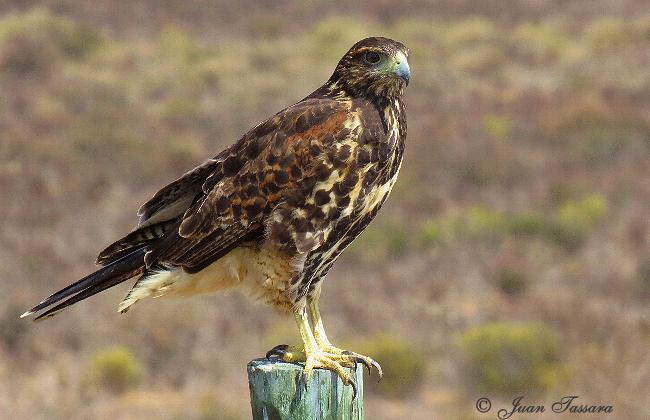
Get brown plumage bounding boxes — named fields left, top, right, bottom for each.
left=23, top=37, right=410, bottom=393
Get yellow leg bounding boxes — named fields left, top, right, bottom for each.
left=309, top=299, right=334, bottom=348
left=308, top=300, right=383, bottom=379
left=296, top=305, right=318, bottom=358
left=266, top=306, right=360, bottom=397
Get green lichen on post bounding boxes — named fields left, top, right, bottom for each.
left=248, top=358, right=363, bottom=420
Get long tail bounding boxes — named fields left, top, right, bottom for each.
left=21, top=247, right=147, bottom=321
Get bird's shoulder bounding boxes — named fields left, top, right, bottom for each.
left=172, top=95, right=360, bottom=239
left=98, top=96, right=355, bottom=266
left=136, top=96, right=351, bottom=228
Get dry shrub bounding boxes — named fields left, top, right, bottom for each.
left=0, top=8, right=102, bottom=75
left=461, top=322, right=566, bottom=395
left=84, top=346, right=142, bottom=394
left=354, top=334, right=426, bottom=398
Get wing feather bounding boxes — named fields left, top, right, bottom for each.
left=137, top=156, right=225, bottom=227
left=175, top=100, right=350, bottom=241
left=124, top=97, right=354, bottom=274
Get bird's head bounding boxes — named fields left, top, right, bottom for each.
left=329, top=37, right=410, bottom=100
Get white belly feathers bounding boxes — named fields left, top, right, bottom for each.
left=118, top=243, right=297, bottom=313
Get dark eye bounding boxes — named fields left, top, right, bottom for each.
left=364, top=51, right=381, bottom=64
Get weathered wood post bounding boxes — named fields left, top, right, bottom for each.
left=248, top=358, right=363, bottom=419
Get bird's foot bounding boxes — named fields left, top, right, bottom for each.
left=318, top=344, right=383, bottom=380
left=266, top=344, right=360, bottom=398
left=265, top=344, right=306, bottom=362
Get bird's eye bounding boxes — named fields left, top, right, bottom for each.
left=364, top=51, right=382, bottom=64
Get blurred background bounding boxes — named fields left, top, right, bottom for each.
left=1, top=1, right=649, bottom=418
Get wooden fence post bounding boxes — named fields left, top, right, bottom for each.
left=247, top=358, right=364, bottom=419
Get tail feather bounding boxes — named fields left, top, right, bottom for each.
left=33, top=270, right=142, bottom=321
left=22, top=247, right=146, bottom=320
left=96, top=220, right=176, bottom=265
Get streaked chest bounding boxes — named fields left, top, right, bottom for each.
left=304, top=98, right=405, bottom=248
left=354, top=99, right=404, bottom=216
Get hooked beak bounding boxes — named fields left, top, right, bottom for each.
left=392, top=52, right=410, bottom=86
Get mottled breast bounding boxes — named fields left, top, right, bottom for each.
left=291, top=97, right=406, bottom=302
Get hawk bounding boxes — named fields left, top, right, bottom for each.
left=22, top=37, right=410, bottom=394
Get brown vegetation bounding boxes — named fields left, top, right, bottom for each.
left=1, top=1, right=649, bottom=418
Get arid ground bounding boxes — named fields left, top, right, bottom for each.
left=2, top=1, right=649, bottom=418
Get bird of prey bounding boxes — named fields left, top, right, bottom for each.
left=22, top=36, right=410, bottom=394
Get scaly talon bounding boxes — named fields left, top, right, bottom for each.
left=326, top=348, right=383, bottom=381
left=265, top=344, right=306, bottom=363
left=345, top=352, right=383, bottom=381
left=342, top=350, right=372, bottom=376
left=371, top=359, right=383, bottom=382
left=267, top=343, right=359, bottom=399
left=264, top=308, right=362, bottom=398
left=265, top=344, right=289, bottom=359
left=308, top=301, right=383, bottom=381
left=349, top=376, right=358, bottom=400
left=304, top=353, right=357, bottom=400
left=264, top=306, right=376, bottom=398
left=354, top=355, right=372, bottom=375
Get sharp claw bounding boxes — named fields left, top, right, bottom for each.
left=372, top=360, right=383, bottom=382
left=266, top=344, right=289, bottom=359
left=354, top=356, right=372, bottom=375
left=342, top=350, right=379, bottom=378
left=302, top=362, right=315, bottom=392
left=348, top=376, right=357, bottom=400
